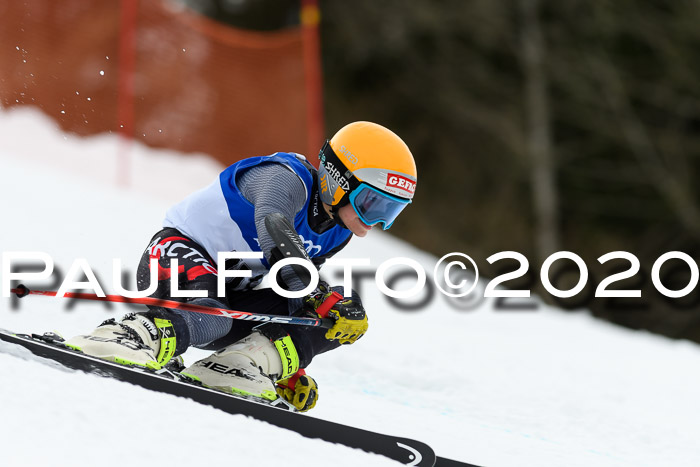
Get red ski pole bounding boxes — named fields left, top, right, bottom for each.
left=11, top=284, right=334, bottom=329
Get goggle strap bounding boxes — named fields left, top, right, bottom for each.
left=319, top=140, right=361, bottom=194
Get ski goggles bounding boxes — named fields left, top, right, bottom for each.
left=348, top=183, right=411, bottom=230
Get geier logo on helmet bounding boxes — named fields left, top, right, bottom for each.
left=387, top=173, right=416, bottom=194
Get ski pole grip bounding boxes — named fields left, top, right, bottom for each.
left=319, top=318, right=336, bottom=329
left=315, top=291, right=343, bottom=318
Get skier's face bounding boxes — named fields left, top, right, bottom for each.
left=338, top=203, right=372, bottom=237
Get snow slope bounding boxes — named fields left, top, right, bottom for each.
left=1, top=107, right=699, bottom=467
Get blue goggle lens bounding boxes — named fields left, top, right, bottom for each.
left=349, top=184, right=410, bottom=230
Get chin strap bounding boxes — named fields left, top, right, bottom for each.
left=329, top=204, right=348, bottom=229
left=329, top=192, right=352, bottom=230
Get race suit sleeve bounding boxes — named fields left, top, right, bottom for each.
left=236, top=162, right=311, bottom=308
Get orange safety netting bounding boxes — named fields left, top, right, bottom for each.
left=0, top=0, right=322, bottom=168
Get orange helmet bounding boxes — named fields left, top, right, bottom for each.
left=318, top=121, right=417, bottom=229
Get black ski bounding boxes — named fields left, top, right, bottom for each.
left=0, top=328, right=437, bottom=466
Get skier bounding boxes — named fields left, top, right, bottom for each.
left=66, top=121, right=417, bottom=412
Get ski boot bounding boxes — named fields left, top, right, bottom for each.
left=181, top=325, right=298, bottom=401
left=64, top=313, right=176, bottom=370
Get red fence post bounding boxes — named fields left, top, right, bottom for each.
left=301, top=0, right=324, bottom=162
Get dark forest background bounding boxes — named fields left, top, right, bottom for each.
left=181, top=0, right=700, bottom=343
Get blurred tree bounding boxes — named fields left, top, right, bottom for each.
left=321, top=0, right=532, bottom=263
left=519, top=0, right=560, bottom=264
left=543, top=0, right=700, bottom=339
left=320, top=0, right=700, bottom=342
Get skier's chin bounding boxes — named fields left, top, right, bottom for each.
left=352, top=221, right=372, bottom=237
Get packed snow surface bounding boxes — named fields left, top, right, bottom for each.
left=1, top=108, right=699, bottom=467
